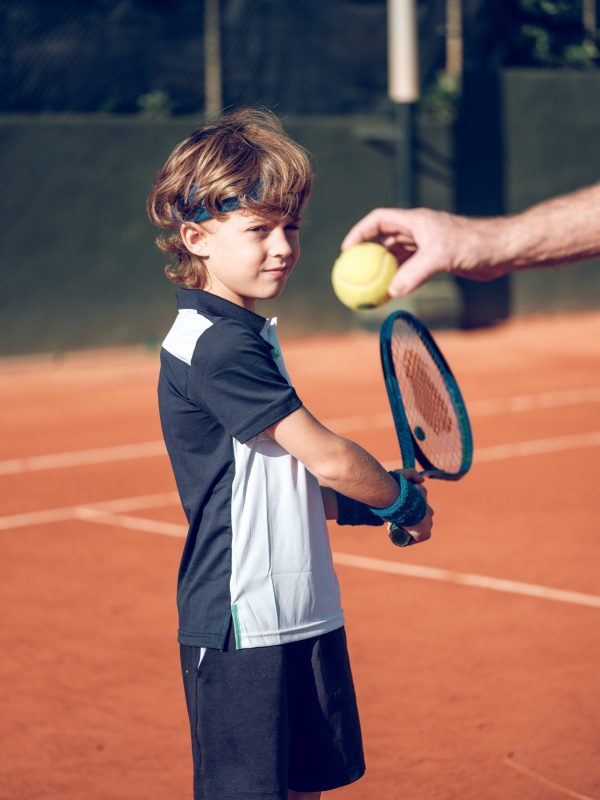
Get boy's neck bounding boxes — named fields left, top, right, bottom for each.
left=204, top=283, right=256, bottom=313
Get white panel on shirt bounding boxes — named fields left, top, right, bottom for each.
left=162, top=308, right=213, bottom=364
left=231, top=319, right=344, bottom=649
left=230, top=436, right=344, bottom=648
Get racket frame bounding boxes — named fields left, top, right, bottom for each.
left=380, top=310, right=473, bottom=481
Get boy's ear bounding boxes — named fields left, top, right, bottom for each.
left=180, top=222, right=209, bottom=257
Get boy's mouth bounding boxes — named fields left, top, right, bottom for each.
left=263, top=265, right=290, bottom=276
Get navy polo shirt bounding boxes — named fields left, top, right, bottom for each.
left=158, top=288, right=344, bottom=650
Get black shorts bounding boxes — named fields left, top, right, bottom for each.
left=180, top=625, right=365, bottom=799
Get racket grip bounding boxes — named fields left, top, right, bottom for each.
left=389, top=524, right=415, bottom=547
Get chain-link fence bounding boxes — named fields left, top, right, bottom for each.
left=1, top=0, right=448, bottom=115
left=1, top=0, right=597, bottom=116
left=1, top=0, right=205, bottom=114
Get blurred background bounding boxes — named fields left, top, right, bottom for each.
left=2, top=0, right=600, bottom=355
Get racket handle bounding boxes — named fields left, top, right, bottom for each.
left=389, top=524, right=415, bottom=547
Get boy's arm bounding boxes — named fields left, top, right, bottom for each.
left=266, top=406, right=433, bottom=541
left=267, top=406, right=398, bottom=505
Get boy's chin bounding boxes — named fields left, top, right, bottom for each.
left=257, top=283, right=287, bottom=300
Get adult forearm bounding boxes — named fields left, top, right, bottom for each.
left=342, top=182, right=600, bottom=297
left=463, top=183, right=600, bottom=279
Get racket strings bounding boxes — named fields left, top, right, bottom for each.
left=402, top=349, right=453, bottom=435
left=391, top=325, right=464, bottom=473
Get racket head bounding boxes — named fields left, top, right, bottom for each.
left=380, top=310, right=473, bottom=480
left=380, top=328, right=416, bottom=471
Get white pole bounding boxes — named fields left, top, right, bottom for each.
left=388, top=0, right=419, bottom=207
left=388, top=0, right=419, bottom=103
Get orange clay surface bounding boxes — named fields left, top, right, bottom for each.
left=1, top=312, right=599, bottom=800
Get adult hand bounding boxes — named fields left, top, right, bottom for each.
left=341, top=207, right=491, bottom=298
left=341, top=184, right=600, bottom=297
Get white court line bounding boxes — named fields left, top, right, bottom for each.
left=7, top=499, right=597, bottom=610
left=1, top=430, right=598, bottom=530
left=0, top=441, right=166, bottom=476
left=0, top=491, right=179, bottom=531
left=381, top=430, right=600, bottom=469
left=471, top=386, right=600, bottom=416
left=503, top=755, right=597, bottom=800
left=81, top=491, right=179, bottom=514
left=475, top=431, right=600, bottom=463
left=332, top=552, right=600, bottom=609
left=76, top=507, right=186, bottom=538
left=0, top=490, right=598, bottom=608
left=1, top=386, right=599, bottom=476
left=326, top=386, right=600, bottom=433
left=3, top=429, right=599, bottom=479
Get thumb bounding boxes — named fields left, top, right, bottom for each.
left=388, top=251, right=440, bottom=298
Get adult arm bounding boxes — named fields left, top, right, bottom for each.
left=341, top=183, right=600, bottom=298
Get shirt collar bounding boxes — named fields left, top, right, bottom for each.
left=176, top=287, right=267, bottom=335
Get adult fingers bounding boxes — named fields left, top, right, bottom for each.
left=387, top=250, right=442, bottom=298
left=341, top=208, right=416, bottom=250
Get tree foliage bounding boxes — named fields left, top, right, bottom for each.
left=509, top=0, right=599, bottom=67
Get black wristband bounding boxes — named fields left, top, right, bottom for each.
left=335, top=493, right=385, bottom=527
left=368, top=473, right=427, bottom=527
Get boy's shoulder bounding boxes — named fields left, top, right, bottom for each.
left=192, top=315, right=272, bottom=366
left=162, top=307, right=271, bottom=371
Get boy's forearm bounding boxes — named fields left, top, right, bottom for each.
left=268, top=407, right=400, bottom=510
left=315, top=437, right=399, bottom=509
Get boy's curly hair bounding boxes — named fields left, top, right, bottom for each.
left=146, top=108, right=313, bottom=288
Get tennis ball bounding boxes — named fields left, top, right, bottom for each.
left=332, top=243, right=398, bottom=310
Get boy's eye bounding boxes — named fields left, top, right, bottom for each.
left=246, top=221, right=300, bottom=233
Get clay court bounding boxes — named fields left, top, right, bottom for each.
left=1, top=311, right=599, bottom=800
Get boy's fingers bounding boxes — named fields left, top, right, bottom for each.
left=408, top=470, right=425, bottom=485
left=393, top=468, right=424, bottom=484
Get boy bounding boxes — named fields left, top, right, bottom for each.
left=147, top=108, right=433, bottom=800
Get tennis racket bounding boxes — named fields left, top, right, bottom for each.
left=380, top=310, right=473, bottom=547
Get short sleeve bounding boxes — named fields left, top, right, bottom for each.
left=187, top=319, right=302, bottom=443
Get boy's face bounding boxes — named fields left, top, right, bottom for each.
left=184, top=210, right=301, bottom=311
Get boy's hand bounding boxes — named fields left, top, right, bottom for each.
left=395, top=504, right=434, bottom=544
left=392, top=468, right=424, bottom=485
left=388, top=480, right=434, bottom=545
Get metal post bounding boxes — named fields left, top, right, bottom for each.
left=583, top=0, right=597, bottom=46
left=388, top=0, right=419, bottom=208
left=204, top=0, right=222, bottom=116
left=393, top=102, right=415, bottom=208
left=446, top=0, right=463, bottom=80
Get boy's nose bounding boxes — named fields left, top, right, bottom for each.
left=268, top=228, right=294, bottom=258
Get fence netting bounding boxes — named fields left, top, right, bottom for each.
left=1, top=0, right=451, bottom=115
left=3, top=1, right=595, bottom=116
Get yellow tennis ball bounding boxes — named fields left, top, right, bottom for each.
left=332, top=243, right=398, bottom=310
